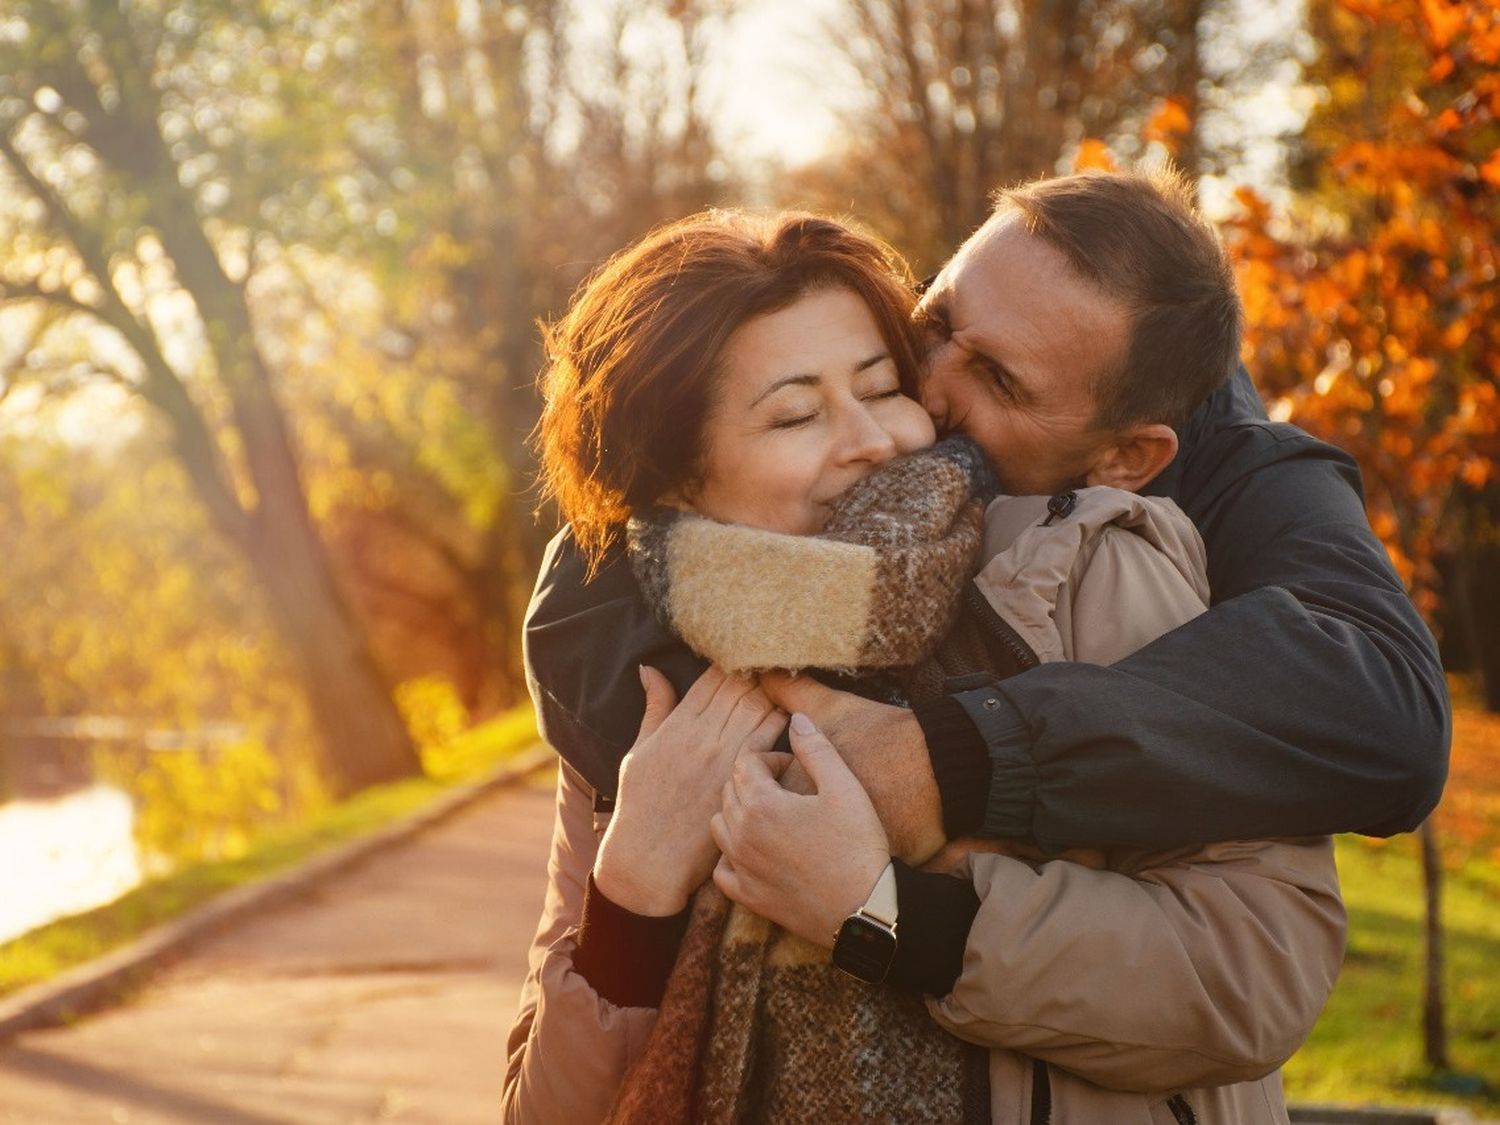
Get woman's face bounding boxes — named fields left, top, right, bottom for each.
left=683, top=287, right=936, bottom=534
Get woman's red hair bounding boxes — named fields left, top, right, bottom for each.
left=536, top=210, right=923, bottom=567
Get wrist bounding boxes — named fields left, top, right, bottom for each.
left=593, top=840, right=692, bottom=917
left=913, top=693, right=991, bottom=838
left=824, top=852, right=895, bottom=950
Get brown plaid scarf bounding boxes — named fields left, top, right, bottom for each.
left=612, top=437, right=997, bottom=1125
left=627, top=436, right=998, bottom=681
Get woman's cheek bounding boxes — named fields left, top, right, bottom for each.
left=894, top=400, right=938, bottom=452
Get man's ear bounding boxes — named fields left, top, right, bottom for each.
left=1084, top=423, right=1179, bottom=492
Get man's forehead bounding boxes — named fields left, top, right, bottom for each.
left=935, top=212, right=1018, bottom=306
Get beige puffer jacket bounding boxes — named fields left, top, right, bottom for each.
left=503, top=487, right=1346, bottom=1124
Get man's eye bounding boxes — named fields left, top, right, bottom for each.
left=862, top=388, right=903, bottom=402
left=981, top=362, right=1015, bottom=400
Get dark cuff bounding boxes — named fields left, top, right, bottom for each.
left=886, top=860, right=981, bottom=997
left=914, top=694, right=991, bottom=837
left=952, top=685, right=1035, bottom=840
left=573, top=873, right=691, bottom=1008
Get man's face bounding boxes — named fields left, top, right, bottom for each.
left=917, top=211, right=1132, bottom=495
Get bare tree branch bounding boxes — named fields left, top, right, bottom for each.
left=0, top=125, right=255, bottom=550
left=0, top=277, right=107, bottom=324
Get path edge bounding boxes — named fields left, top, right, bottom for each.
left=0, top=743, right=556, bottom=1043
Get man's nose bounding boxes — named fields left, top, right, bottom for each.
left=921, top=346, right=958, bottom=429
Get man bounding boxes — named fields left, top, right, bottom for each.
left=527, top=170, right=1449, bottom=865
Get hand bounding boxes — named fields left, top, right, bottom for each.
left=711, top=713, right=891, bottom=949
left=594, top=666, right=787, bottom=916
left=758, top=672, right=946, bottom=864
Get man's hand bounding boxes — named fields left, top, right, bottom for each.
left=759, top=672, right=947, bottom=864
left=711, top=713, right=891, bottom=948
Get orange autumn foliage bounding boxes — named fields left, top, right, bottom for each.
left=1225, top=0, right=1500, bottom=619
left=1440, top=697, right=1500, bottom=866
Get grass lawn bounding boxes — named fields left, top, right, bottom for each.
left=0, top=705, right=539, bottom=1001
left=1285, top=694, right=1500, bottom=1115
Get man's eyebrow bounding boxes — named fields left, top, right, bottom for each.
left=920, top=292, right=950, bottom=322
left=853, top=352, right=890, bottom=374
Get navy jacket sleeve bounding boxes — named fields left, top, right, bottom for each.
left=934, top=369, right=1451, bottom=850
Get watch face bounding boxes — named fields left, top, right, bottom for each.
left=832, top=915, right=897, bottom=983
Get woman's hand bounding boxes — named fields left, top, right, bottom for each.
left=593, top=665, right=787, bottom=917
left=711, top=713, right=891, bottom=948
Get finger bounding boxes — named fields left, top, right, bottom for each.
left=636, top=665, right=679, bottom=739
left=712, top=854, right=739, bottom=900
left=678, top=665, right=728, bottom=718
left=720, top=777, right=746, bottom=829
left=740, top=709, right=790, bottom=757
left=731, top=746, right=780, bottom=807
left=786, top=712, right=852, bottom=792
left=757, top=670, right=842, bottom=719
left=703, top=670, right=758, bottom=729
left=709, top=810, right=731, bottom=854
left=760, top=750, right=796, bottom=780
left=719, top=690, right=776, bottom=752
left=778, top=757, right=817, bottom=796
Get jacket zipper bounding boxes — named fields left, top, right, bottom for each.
left=1028, top=1058, right=1051, bottom=1125
left=1028, top=1064, right=1196, bottom=1124
left=1166, top=1093, right=1199, bottom=1124
left=963, top=583, right=1041, bottom=674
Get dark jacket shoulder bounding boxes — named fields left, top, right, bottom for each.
left=523, top=527, right=707, bottom=796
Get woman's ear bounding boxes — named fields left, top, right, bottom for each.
left=656, top=484, right=695, bottom=512
left=1084, top=423, right=1179, bottom=492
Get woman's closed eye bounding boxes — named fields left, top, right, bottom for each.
left=768, top=410, right=818, bottom=430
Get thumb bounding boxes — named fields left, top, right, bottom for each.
left=787, top=712, right=851, bottom=793
left=636, top=665, right=678, bottom=739
left=759, top=669, right=831, bottom=714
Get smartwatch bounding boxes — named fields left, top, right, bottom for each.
left=831, top=860, right=899, bottom=983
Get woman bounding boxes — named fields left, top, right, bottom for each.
left=504, top=210, right=1342, bottom=1123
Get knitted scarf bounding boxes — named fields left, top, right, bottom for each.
left=627, top=435, right=998, bottom=682
left=610, top=437, right=998, bottom=1125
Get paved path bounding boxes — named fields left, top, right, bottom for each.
left=0, top=767, right=559, bottom=1124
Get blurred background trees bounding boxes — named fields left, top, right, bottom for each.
left=0, top=0, right=1492, bottom=814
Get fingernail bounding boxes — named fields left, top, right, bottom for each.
left=790, top=712, right=815, bottom=736
left=638, top=664, right=648, bottom=688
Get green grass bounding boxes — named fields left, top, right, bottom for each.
left=0, top=705, right=539, bottom=1000
left=1284, top=834, right=1500, bottom=1114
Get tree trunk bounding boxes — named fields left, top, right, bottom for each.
left=147, top=224, right=423, bottom=798
left=19, top=4, right=425, bottom=798
left=242, top=503, right=422, bottom=796
left=1420, top=817, right=1450, bottom=1070
left=1453, top=487, right=1500, bottom=712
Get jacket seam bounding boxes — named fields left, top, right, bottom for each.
left=938, top=1014, right=1295, bottom=1070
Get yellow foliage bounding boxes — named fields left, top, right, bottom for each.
left=106, top=739, right=285, bottom=865
left=395, top=674, right=469, bottom=758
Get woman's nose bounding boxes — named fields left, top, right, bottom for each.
left=835, top=401, right=899, bottom=465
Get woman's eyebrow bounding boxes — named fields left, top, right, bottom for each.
left=749, top=373, right=819, bottom=407
left=853, top=352, right=890, bottom=373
